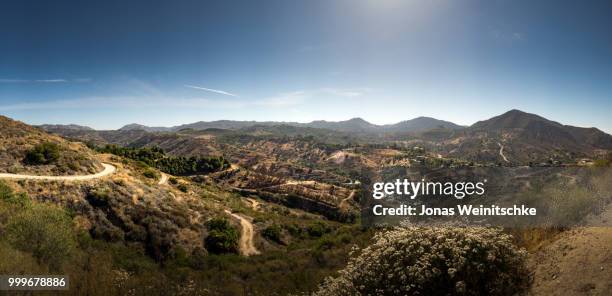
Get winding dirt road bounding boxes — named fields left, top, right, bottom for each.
left=224, top=209, right=260, bottom=256
left=0, top=163, right=116, bottom=181
left=498, top=142, right=509, bottom=163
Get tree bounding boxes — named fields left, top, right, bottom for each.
left=204, top=218, right=239, bottom=254
left=24, top=142, right=61, bottom=165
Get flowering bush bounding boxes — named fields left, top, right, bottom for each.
left=314, top=227, right=529, bottom=296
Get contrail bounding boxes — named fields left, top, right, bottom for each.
left=184, top=84, right=238, bottom=97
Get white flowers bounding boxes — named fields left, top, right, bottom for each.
left=314, top=227, right=529, bottom=296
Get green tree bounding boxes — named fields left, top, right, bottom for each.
left=24, top=142, right=61, bottom=165
left=205, top=218, right=239, bottom=254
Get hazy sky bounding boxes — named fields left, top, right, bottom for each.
left=1, top=0, right=611, bottom=132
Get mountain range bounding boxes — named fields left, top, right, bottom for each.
left=38, top=109, right=612, bottom=164
left=118, top=116, right=465, bottom=134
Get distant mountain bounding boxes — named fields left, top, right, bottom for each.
left=173, top=120, right=281, bottom=131
left=119, top=123, right=171, bottom=132
left=118, top=117, right=463, bottom=135
left=446, top=109, right=612, bottom=163
left=38, top=124, right=94, bottom=132
left=470, top=109, right=612, bottom=149
left=383, top=117, right=464, bottom=133
left=305, top=118, right=379, bottom=133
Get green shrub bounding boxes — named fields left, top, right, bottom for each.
left=205, top=218, right=239, bottom=254
left=177, top=184, right=188, bottom=193
left=24, top=142, right=60, bottom=165
left=0, top=181, right=30, bottom=207
left=169, top=177, right=178, bottom=185
left=314, top=227, right=530, bottom=296
left=262, top=225, right=282, bottom=244
left=307, top=221, right=330, bottom=238
left=6, top=203, right=76, bottom=271
left=143, top=169, right=158, bottom=179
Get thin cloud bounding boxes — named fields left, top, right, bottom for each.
left=0, top=79, right=29, bottom=83
left=0, top=78, right=91, bottom=83
left=34, top=79, right=67, bottom=83
left=0, top=97, right=213, bottom=111
left=184, top=84, right=238, bottom=97
left=320, top=88, right=369, bottom=97
left=0, top=86, right=369, bottom=111
left=490, top=28, right=526, bottom=43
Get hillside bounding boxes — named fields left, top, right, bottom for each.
left=1, top=115, right=368, bottom=294
left=0, top=116, right=102, bottom=175
left=383, top=116, right=464, bottom=133
left=443, top=110, right=612, bottom=164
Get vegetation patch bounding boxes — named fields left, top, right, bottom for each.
left=24, top=142, right=60, bottom=165
left=315, top=226, right=530, bottom=296
left=205, top=218, right=239, bottom=254
left=95, top=144, right=230, bottom=175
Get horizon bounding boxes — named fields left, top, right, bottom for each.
left=1, top=1, right=612, bottom=132
left=19, top=108, right=612, bottom=134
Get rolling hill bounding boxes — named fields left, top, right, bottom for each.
left=0, top=116, right=102, bottom=175
left=444, top=110, right=612, bottom=163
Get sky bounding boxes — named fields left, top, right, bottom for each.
left=1, top=0, right=611, bottom=132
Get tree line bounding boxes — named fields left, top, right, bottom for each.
left=93, top=144, right=230, bottom=175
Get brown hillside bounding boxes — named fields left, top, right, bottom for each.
left=0, top=115, right=101, bottom=175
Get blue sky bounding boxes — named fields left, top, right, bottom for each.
left=1, top=0, right=611, bottom=132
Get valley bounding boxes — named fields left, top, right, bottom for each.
left=0, top=109, right=610, bottom=295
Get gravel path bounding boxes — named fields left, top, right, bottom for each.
left=0, top=163, right=116, bottom=181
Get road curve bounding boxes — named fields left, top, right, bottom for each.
left=498, top=142, right=509, bottom=163
left=158, top=172, right=169, bottom=185
left=0, top=163, right=116, bottom=181
left=224, top=209, right=260, bottom=256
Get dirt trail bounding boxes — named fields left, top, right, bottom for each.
left=339, top=190, right=356, bottom=210
left=497, top=142, right=509, bottom=163
left=0, top=163, right=116, bottom=181
left=224, top=209, right=260, bottom=256
left=158, top=172, right=169, bottom=185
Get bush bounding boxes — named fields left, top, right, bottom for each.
left=307, top=221, right=330, bottom=238
left=314, top=227, right=529, bottom=296
left=205, top=218, right=239, bottom=254
left=24, top=142, right=60, bottom=165
left=262, top=225, right=282, bottom=244
left=5, top=203, right=76, bottom=271
left=0, top=181, right=30, bottom=207
left=177, top=184, right=188, bottom=193
left=143, top=169, right=158, bottom=179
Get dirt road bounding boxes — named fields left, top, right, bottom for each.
left=224, top=209, right=260, bottom=256
left=339, top=190, right=356, bottom=210
left=0, top=163, right=116, bottom=181
left=498, top=142, right=509, bottom=162
left=158, top=172, right=169, bottom=185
